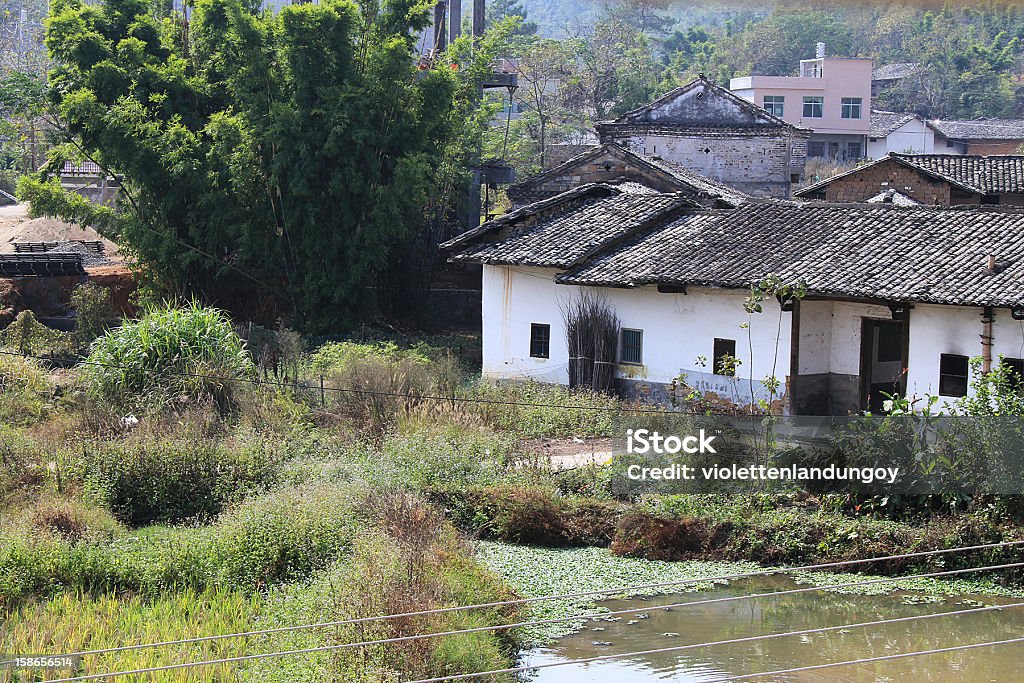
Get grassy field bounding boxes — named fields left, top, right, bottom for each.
left=2, top=311, right=1024, bottom=681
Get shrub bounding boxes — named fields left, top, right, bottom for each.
left=70, top=283, right=112, bottom=354
left=27, top=495, right=122, bottom=542
left=0, top=353, right=53, bottom=425
left=611, top=511, right=733, bottom=561
left=462, top=381, right=623, bottom=438
left=310, top=340, right=430, bottom=372
left=82, top=440, right=279, bottom=526
left=83, top=301, right=253, bottom=407
left=212, top=483, right=360, bottom=587
left=0, top=310, right=68, bottom=356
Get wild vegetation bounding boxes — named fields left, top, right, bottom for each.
left=3, top=302, right=1023, bottom=679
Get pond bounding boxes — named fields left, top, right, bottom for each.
left=520, top=574, right=1024, bottom=682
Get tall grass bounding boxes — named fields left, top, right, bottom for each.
left=1, top=588, right=259, bottom=682
left=0, top=353, right=54, bottom=426
left=83, top=301, right=253, bottom=408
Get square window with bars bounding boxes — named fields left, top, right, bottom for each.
left=620, top=329, right=643, bottom=365
left=802, top=96, right=823, bottom=118
left=939, top=354, right=969, bottom=397
left=1002, top=357, right=1024, bottom=389
left=763, top=95, right=784, bottom=117
left=529, top=323, right=550, bottom=359
left=841, top=97, right=862, bottom=119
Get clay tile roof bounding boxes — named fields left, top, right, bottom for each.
left=505, top=143, right=749, bottom=208
left=442, top=183, right=698, bottom=269
left=870, top=110, right=919, bottom=137
left=894, top=154, right=1024, bottom=194
left=555, top=203, right=1024, bottom=308
left=796, top=153, right=1024, bottom=198
left=930, top=119, right=1024, bottom=141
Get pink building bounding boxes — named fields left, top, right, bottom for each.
left=730, top=46, right=872, bottom=162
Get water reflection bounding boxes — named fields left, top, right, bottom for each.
left=522, top=575, right=1024, bottom=682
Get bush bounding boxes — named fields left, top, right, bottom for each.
left=212, top=483, right=361, bottom=587
left=83, top=301, right=253, bottom=407
left=82, top=440, right=279, bottom=526
left=70, top=283, right=112, bottom=353
left=463, top=381, right=623, bottom=438
left=611, top=511, right=733, bottom=561
left=310, top=340, right=430, bottom=372
left=0, top=353, right=53, bottom=425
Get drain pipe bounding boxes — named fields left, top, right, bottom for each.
left=982, top=306, right=995, bottom=373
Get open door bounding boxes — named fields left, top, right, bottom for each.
left=860, top=319, right=907, bottom=413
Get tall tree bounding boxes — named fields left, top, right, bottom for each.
left=22, top=0, right=502, bottom=330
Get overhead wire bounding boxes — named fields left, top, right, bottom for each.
left=36, top=541, right=1024, bottom=661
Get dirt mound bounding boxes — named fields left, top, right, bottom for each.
left=0, top=210, right=121, bottom=260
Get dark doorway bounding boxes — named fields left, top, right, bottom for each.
left=860, top=319, right=907, bottom=413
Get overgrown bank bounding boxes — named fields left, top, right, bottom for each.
left=3, top=303, right=1024, bottom=680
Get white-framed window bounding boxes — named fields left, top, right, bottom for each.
left=802, top=96, right=823, bottom=118
left=763, top=95, right=784, bottom=117
left=841, top=97, right=863, bottom=119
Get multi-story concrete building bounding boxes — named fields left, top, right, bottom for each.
left=730, top=44, right=872, bottom=163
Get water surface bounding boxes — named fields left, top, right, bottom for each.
left=522, top=575, right=1024, bottom=682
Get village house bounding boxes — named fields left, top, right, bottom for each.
left=595, top=76, right=810, bottom=198
left=930, top=118, right=1024, bottom=155
left=505, top=143, right=748, bottom=209
left=444, top=181, right=1024, bottom=416
left=729, top=45, right=872, bottom=163
left=795, top=153, right=1024, bottom=206
left=868, top=111, right=935, bottom=158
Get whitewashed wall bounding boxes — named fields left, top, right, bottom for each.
left=906, top=304, right=1024, bottom=411
left=867, top=119, right=936, bottom=159
left=481, top=265, right=793, bottom=403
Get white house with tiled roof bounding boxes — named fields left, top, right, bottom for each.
left=445, top=182, right=1024, bottom=416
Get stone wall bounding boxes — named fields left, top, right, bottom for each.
left=603, top=128, right=806, bottom=198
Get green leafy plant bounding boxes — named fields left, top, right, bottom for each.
left=83, top=301, right=253, bottom=408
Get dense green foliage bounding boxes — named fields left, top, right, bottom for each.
left=84, top=301, right=253, bottom=405
left=489, top=0, right=1024, bottom=174
left=22, top=0, right=503, bottom=330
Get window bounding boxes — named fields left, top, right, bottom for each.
left=802, top=96, right=823, bottom=118
left=713, top=338, right=737, bottom=376
left=763, top=95, right=784, bottom=117
left=529, top=323, right=550, bottom=359
left=981, top=195, right=1001, bottom=205
left=841, top=97, right=863, bottom=119
left=939, top=354, right=969, bottom=397
left=1002, top=357, right=1024, bottom=389
left=845, top=142, right=862, bottom=160
left=620, top=329, right=643, bottom=365
left=807, top=141, right=826, bottom=158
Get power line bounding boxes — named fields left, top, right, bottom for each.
left=46, top=541, right=1024, bottom=660
left=715, top=635, right=1024, bottom=682
left=402, top=602, right=1024, bottom=683
left=0, top=348, right=695, bottom=415
left=41, top=585, right=1024, bottom=682
left=30, top=560, right=1024, bottom=680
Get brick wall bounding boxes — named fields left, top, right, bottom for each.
left=822, top=158, right=952, bottom=205
left=965, top=140, right=1023, bottom=155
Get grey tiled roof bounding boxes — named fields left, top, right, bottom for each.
left=872, top=63, right=920, bottom=81
left=443, top=183, right=697, bottom=269
left=895, top=154, right=1024, bottom=194
left=796, top=153, right=1024, bottom=198
left=930, top=119, right=1024, bottom=141
left=555, top=203, right=1024, bottom=308
left=506, top=143, right=749, bottom=208
left=866, top=189, right=920, bottom=206
left=870, top=110, right=919, bottom=137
